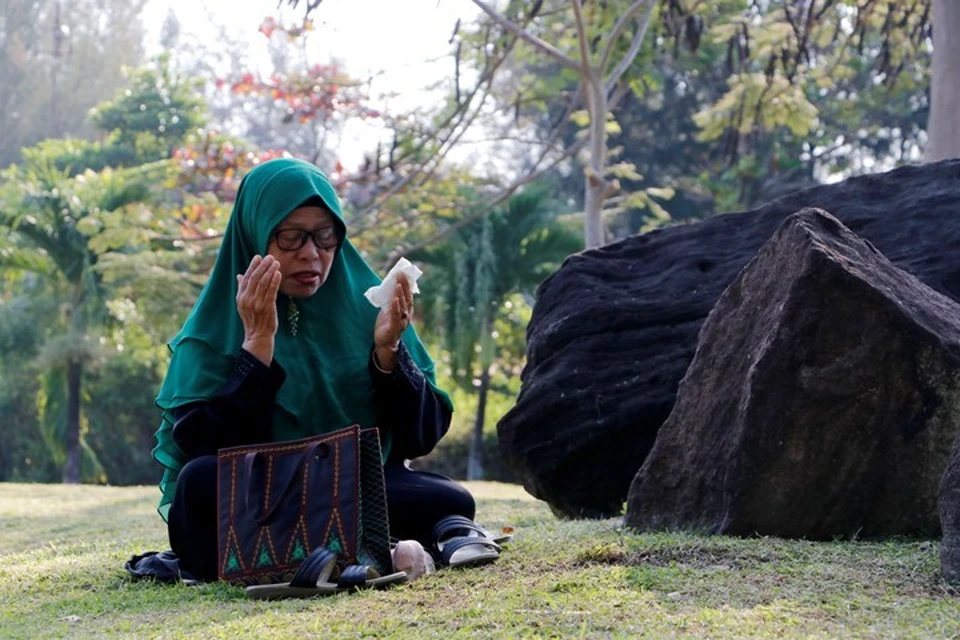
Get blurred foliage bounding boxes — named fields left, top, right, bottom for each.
left=412, top=190, right=579, bottom=478
left=461, top=0, right=931, bottom=236
left=413, top=293, right=532, bottom=483
left=0, top=0, right=148, bottom=168
left=0, top=153, right=166, bottom=481
left=414, top=190, right=579, bottom=387
left=208, top=17, right=378, bottom=167
left=83, top=349, right=167, bottom=486
left=88, top=56, right=208, bottom=161
left=0, top=285, right=59, bottom=482
left=0, top=55, right=220, bottom=483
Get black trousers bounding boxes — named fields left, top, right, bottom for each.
left=167, top=455, right=476, bottom=581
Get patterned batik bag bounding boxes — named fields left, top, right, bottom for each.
left=216, top=424, right=392, bottom=586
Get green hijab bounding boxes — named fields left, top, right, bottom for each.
left=152, top=157, right=452, bottom=521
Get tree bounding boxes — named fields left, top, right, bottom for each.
left=413, top=189, right=579, bottom=479
left=0, top=56, right=211, bottom=483
left=928, top=0, right=960, bottom=161
left=88, top=56, right=207, bottom=162
left=0, top=283, right=61, bottom=482
left=469, top=0, right=660, bottom=248
left=281, top=0, right=669, bottom=252
left=0, top=156, right=166, bottom=482
left=693, top=1, right=932, bottom=172
left=486, top=4, right=729, bottom=229
left=0, top=0, right=147, bottom=167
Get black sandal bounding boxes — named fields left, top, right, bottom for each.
left=433, top=515, right=504, bottom=568
left=245, top=546, right=343, bottom=600
left=246, top=547, right=409, bottom=599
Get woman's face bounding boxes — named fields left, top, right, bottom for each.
left=267, top=205, right=339, bottom=298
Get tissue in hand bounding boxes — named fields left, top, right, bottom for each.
left=364, top=257, right=423, bottom=308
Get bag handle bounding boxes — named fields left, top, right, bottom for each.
left=244, top=441, right=331, bottom=526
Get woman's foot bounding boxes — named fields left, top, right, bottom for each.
left=391, top=540, right=436, bottom=580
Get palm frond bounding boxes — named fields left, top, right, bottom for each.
left=0, top=245, right=57, bottom=277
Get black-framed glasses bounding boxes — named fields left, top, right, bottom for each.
left=271, top=226, right=339, bottom=252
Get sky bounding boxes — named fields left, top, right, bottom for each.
left=141, top=0, right=481, bottom=169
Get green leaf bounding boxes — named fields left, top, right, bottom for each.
left=606, top=162, right=643, bottom=181
left=570, top=110, right=591, bottom=128
left=645, top=186, right=676, bottom=200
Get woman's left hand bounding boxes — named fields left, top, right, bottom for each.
left=373, top=274, right=414, bottom=371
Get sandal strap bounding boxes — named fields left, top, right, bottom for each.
left=289, top=547, right=338, bottom=588
left=439, top=536, right=500, bottom=565
left=338, top=564, right=378, bottom=588
left=433, top=515, right=494, bottom=542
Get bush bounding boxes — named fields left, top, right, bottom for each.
left=412, top=430, right=520, bottom=483
left=83, top=353, right=164, bottom=486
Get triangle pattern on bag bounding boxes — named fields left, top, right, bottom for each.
left=221, top=527, right=246, bottom=576
left=323, top=508, right=350, bottom=558
left=253, top=528, right=279, bottom=568
left=285, top=516, right=311, bottom=564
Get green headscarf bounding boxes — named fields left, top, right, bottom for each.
left=152, top=157, right=452, bottom=521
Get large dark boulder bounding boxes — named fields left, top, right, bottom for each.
left=941, top=441, right=960, bottom=583
left=625, top=209, right=960, bottom=538
left=498, top=160, right=960, bottom=518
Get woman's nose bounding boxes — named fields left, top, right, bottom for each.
left=298, top=239, right=321, bottom=259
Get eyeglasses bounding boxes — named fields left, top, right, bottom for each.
left=271, top=226, right=339, bottom=252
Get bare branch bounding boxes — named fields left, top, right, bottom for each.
left=346, top=9, right=552, bottom=231
left=447, top=135, right=570, bottom=147
left=570, top=0, right=594, bottom=71
left=600, top=0, right=653, bottom=71
left=364, top=88, right=587, bottom=261
left=604, top=0, right=657, bottom=96
left=471, top=0, right=581, bottom=71
left=606, top=79, right=631, bottom=112
left=348, top=86, right=493, bottom=236
left=345, top=37, right=512, bottom=229
left=384, top=136, right=589, bottom=266
left=281, top=0, right=323, bottom=16
left=352, top=58, right=586, bottom=244
left=340, top=18, right=526, bottom=200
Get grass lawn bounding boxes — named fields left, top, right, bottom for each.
left=0, top=482, right=958, bottom=639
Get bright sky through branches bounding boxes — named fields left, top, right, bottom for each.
left=142, top=0, right=479, bottom=169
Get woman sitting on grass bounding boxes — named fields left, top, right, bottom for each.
left=150, top=157, right=502, bottom=585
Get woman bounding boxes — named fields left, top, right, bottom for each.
left=151, top=157, right=500, bottom=583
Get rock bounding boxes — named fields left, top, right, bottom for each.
left=625, top=209, right=960, bottom=538
left=497, top=160, right=960, bottom=519
left=941, top=442, right=960, bottom=584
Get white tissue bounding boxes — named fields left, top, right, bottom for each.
left=364, top=257, right=423, bottom=308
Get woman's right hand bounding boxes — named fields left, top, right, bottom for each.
left=236, top=254, right=282, bottom=365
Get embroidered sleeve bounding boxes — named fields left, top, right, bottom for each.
left=369, top=342, right=451, bottom=461
left=171, top=349, right=286, bottom=459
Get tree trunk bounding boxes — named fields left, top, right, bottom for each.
left=62, top=358, right=82, bottom=484
left=50, top=0, right=65, bottom=137
left=583, top=75, right=609, bottom=249
left=928, top=0, right=960, bottom=161
left=467, top=363, right=491, bottom=481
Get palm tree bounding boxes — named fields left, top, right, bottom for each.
left=0, top=57, right=204, bottom=483
left=415, top=189, right=580, bottom=480
left=0, top=157, right=161, bottom=482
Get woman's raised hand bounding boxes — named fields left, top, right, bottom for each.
left=237, top=254, right=282, bottom=365
left=373, top=274, right=414, bottom=372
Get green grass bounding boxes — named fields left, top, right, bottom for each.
left=1, top=482, right=958, bottom=639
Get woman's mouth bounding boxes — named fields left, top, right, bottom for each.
left=291, top=271, right=321, bottom=286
